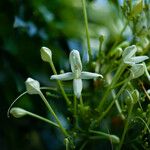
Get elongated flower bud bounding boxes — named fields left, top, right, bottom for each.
left=10, top=107, right=27, bottom=118
left=25, top=78, right=41, bottom=94
left=69, top=50, right=82, bottom=78
left=40, top=47, right=52, bottom=63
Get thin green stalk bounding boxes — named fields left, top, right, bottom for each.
left=79, top=141, right=88, bottom=150
left=135, top=117, right=150, bottom=134
left=110, top=78, right=128, bottom=89
left=98, top=35, right=104, bottom=59
left=111, top=89, right=125, bottom=120
left=65, top=138, right=69, bottom=150
left=118, top=103, right=134, bottom=150
left=49, top=60, right=71, bottom=106
left=74, top=95, right=78, bottom=127
left=79, top=95, right=84, bottom=115
left=81, top=0, right=92, bottom=61
left=26, top=111, right=59, bottom=128
left=39, top=91, right=69, bottom=137
left=80, top=95, right=84, bottom=107
left=111, top=21, right=128, bottom=50
left=74, top=95, right=77, bottom=117
left=89, top=130, right=120, bottom=144
left=97, top=62, right=127, bottom=112
left=93, top=79, right=129, bottom=127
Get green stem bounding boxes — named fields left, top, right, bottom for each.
left=49, top=60, right=71, bottom=106
left=26, top=111, right=59, bottom=128
left=111, top=89, right=125, bottom=120
left=97, top=62, right=127, bottom=112
left=74, top=95, right=77, bottom=117
left=92, top=79, right=129, bottom=128
left=74, top=95, right=78, bottom=127
left=79, top=141, right=88, bottom=150
left=79, top=96, right=84, bottom=115
left=111, top=21, right=128, bottom=50
left=80, top=95, right=84, bottom=107
left=118, top=103, right=134, bottom=150
left=81, top=0, right=92, bottom=61
left=39, top=91, right=69, bottom=137
left=89, top=130, right=120, bottom=144
left=65, top=138, right=69, bottom=150
left=136, top=117, right=150, bottom=134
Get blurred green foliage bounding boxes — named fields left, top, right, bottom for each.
left=0, top=0, right=150, bottom=150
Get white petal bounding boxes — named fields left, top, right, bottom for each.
left=69, top=50, right=82, bottom=78
left=81, top=71, right=103, bottom=79
left=130, top=64, right=145, bottom=79
left=130, top=56, right=149, bottom=64
left=123, top=58, right=136, bottom=65
left=50, top=72, right=74, bottom=81
left=122, top=45, right=137, bottom=60
left=73, top=79, right=82, bottom=98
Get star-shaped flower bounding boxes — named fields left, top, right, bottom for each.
left=50, top=50, right=103, bottom=98
left=122, top=45, right=148, bottom=65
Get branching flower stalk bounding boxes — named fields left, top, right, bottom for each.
left=107, top=74, right=125, bottom=120
left=38, top=91, right=69, bottom=137
left=97, top=45, right=148, bottom=113
left=89, top=130, right=120, bottom=144
left=10, top=107, right=59, bottom=128
left=91, top=77, right=130, bottom=129
left=92, top=62, right=146, bottom=128
left=118, top=91, right=135, bottom=150
left=25, top=78, right=69, bottom=137
left=41, top=47, right=71, bottom=106
left=8, top=44, right=150, bottom=149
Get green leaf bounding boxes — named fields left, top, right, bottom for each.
left=131, top=0, right=143, bottom=17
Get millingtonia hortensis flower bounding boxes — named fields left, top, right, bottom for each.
left=122, top=45, right=148, bottom=65
left=122, top=45, right=149, bottom=79
left=51, top=50, right=103, bottom=98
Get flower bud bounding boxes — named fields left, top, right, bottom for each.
left=25, top=78, right=41, bottom=94
left=99, top=35, right=104, bottom=43
left=40, top=47, right=52, bottom=63
left=10, top=107, right=27, bottom=118
left=131, top=89, right=139, bottom=104
left=116, top=47, right=123, bottom=57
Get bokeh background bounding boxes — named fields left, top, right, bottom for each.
left=1, top=0, right=149, bottom=150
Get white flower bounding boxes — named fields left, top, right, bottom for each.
left=122, top=45, right=148, bottom=65
left=50, top=50, right=103, bottom=98
left=25, top=78, right=41, bottom=94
